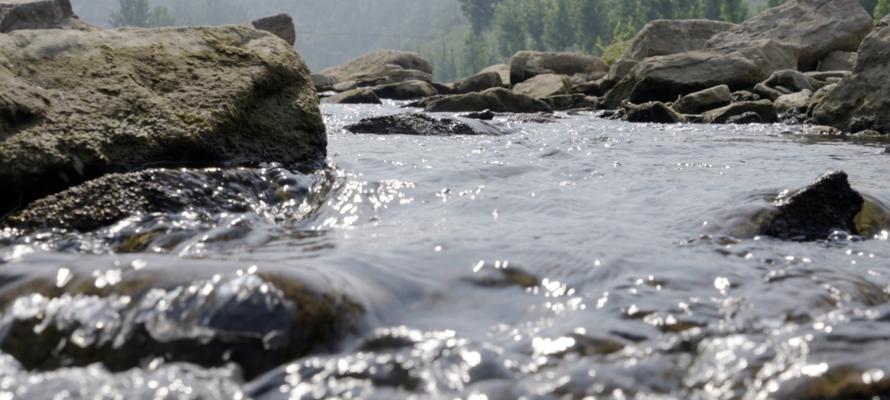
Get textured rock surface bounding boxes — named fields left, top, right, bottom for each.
left=480, top=64, right=511, bottom=86
left=624, top=101, right=685, bottom=123
left=321, top=88, right=382, bottom=104
left=450, top=71, right=504, bottom=94
left=703, top=100, right=778, bottom=124
left=371, top=80, right=438, bottom=100
left=621, top=19, right=737, bottom=62
left=706, top=0, right=873, bottom=70
left=423, top=88, right=552, bottom=113
left=317, top=50, right=433, bottom=89
left=0, top=0, right=92, bottom=32
left=510, top=51, right=608, bottom=84
left=512, top=73, right=571, bottom=99
left=345, top=113, right=501, bottom=136
left=819, top=50, right=856, bottom=71
left=812, top=16, right=890, bottom=133
left=760, top=171, right=864, bottom=241
left=0, top=26, right=325, bottom=216
left=673, top=85, right=732, bottom=114
left=775, top=90, right=812, bottom=115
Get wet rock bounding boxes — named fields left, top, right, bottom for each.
left=706, top=0, right=873, bottom=70
left=249, top=14, right=296, bottom=46
left=345, top=113, right=501, bottom=136
left=812, top=16, right=890, bottom=134
left=423, top=87, right=552, bottom=113
left=624, top=102, right=685, bottom=124
left=461, top=109, right=496, bottom=120
left=4, top=167, right=316, bottom=232
left=760, top=171, right=864, bottom=241
left=0, top=26, right=324, bottom=217
left=725, top=111, right=765, bottom=124
left=543, top=94, right=600, bottom=111
left=512, top=73, right=571, bottom=99
left=0, top=0, right=92, bottom=32
left=450, top=71, right=503, bottom=94
left=672, top=85, right=732, bottom=114
left=819, top=50, right=856, bottom=72
left=321, top=88, right=382, bottom=104
left=316, top=50, right=433, bottom=89
left=703, top=100, right=778, bottom=124
left=480, top=63, right=511, bottom=86
left=463, top=262, right=539, bottom=288
left=371, top=80, right=438, bottom=100
left=805, top=83, right=838, bottom=119
left=510, top=51, right=608, bottom=84
left=775, top=90, right=812, bottom=115
left=620, top=19, right=737, bottom=62
left=0, top=271, right=363, bottom=379
left=762, top=69, right=821, bottom=93
left=603, top=41, right=796, bottom=108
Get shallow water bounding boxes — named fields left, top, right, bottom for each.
left=2, top=102, right=890, bottom=399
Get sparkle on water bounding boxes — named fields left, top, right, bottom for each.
left=1, top=101, right=890, bottom=399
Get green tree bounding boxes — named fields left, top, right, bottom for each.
left=767, top=0, right=786, bottom=7
left=700, top=0, right=722, bottom=19
left=494, top=0, right=526, bottom=56
left=110, top=0, right=174, bottom=27
left=721, top=0, right=748, bottom=22
left=457, top=0, right=502, bottom=34
left=544, top=0, right=576, bottom=50
left=875, top=0, right=889, bottom=20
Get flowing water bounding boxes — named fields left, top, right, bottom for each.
left=1, top=102, right=890, bottom=399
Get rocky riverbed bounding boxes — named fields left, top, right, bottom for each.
left=2, top=0, right=890, bottom=398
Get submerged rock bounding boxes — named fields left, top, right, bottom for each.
left=0, top=26, right=325, bottom=216
left=510, top=51, right=608, bottom=84
left=620, top=19, right=737, bottom=62
left=812, top=16, right=890, bottom=133
left=345, top=113, right=501, bottom=136
left=672, top=85, right=732, bottom=114
left=760, top=171, right=864, bottom=241
left=423, top=88, right=553, bottom=114
left=0, top=270, right=363, bottom=379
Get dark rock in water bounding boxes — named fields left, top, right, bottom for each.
left=461, top=109, right=496, bottom=120
left=761, top=171, right=864, bottom=241
left=624, top=102, right=685, bottom=123
left=450, top=71, right=503, bottom=94
left=673, top=85, right=732, bottom=114
left=4, top=167, right=315, bottom=232
left=544, top=94, right=600, bottom=111
left=0, top=271, right=363, bottom=379
left=249, top=14, right=296, bottom=46
left=345, top=113, right=501, bottom=136
left=371, top=80, right=438, bottom=100
left=620, top=19, right=738, bottom=62
left=812, top=16, right=890, bottom=134
left=321, top=88, right=382, bottom=104
left=423, top=88, right=552, bottom=113
left=0, top=26, right=325, bottom=217
left=510, top=51, right=608, bottom=84
left=703, top=100, right=778, bottom=124
left=725, top=111, right=764, bottom=124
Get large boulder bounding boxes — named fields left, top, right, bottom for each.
left=480, top=63, right=510, bottom=86
left=706, top=0, right=874, bottom=70
left=317, top=50, right=433, bottom=89
left=812, top=16, right=890, bottom=133
left=450, top=71, right=503, bottom=94
left=512, top=73, right=571, bottom=99
left=249, top=14, right=296, bottom=46
left=344, top=113, right=502, bottom=136
left=620, top=19, right=737, bottom=62
left=423, top=87, right=553, bottom=113
left=510, top=51, right=608, bottom=84
left=603, top=41, right=796, bottom=108
left=760, top=171, right=864, bottom=241
left=0, top=0, right=92, bottom=31
left=0, top=26, right=325, bottom=216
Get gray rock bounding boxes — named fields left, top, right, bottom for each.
left=812, top=16, right=890, bottom=133
left=805, top=71, right=851, bottom=81
left=345, top=113, right=501, bottom=136
left=621, top=19, right=737, bottom=62
left=510, top=51, right=608, bottom=84
left=450, top=71, right=504, bottom=94
left=624, top=102, right=685, bottom=123
left=249, top=13, right=295, bottom=46
left=0, top=26, right=325, bottom=216
left=703, top=100, right=778, bottom=124
left=512, top=73, right=571, bottom=99
left=423, top=88, right=552, bottom=113
left=311, top=73, right=337, bottom=92
left=753, top=83, right=783, bottom=101
left=775, top=90, right=812, bottom=115
left=819, top=50, right=857, bottom=72
left=760, top=171, right=864, bottom=241
left=731, top=90, right=760, bottom=102
left=479, top=63, right=511, bottom=86
left=543, top=94, right=600, bottom=111
left=673, top=84, right=732, bottom=114
left=0, top=0, right=93, bottom=32
left=371, top=80, right=438, bottom=100
left=321, top=88, right=381, bottom=104
left=706, top=0, right=873, bottom=70
left=725, top=111, right=765, bottom=124
left=316, top=50, right=433, bottom=89
left=762, top=69, right=821, bottom=92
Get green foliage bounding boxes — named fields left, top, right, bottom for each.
left=109, top=0, right=174, bottom=27
left=875, top=0, right=889, bottom=20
